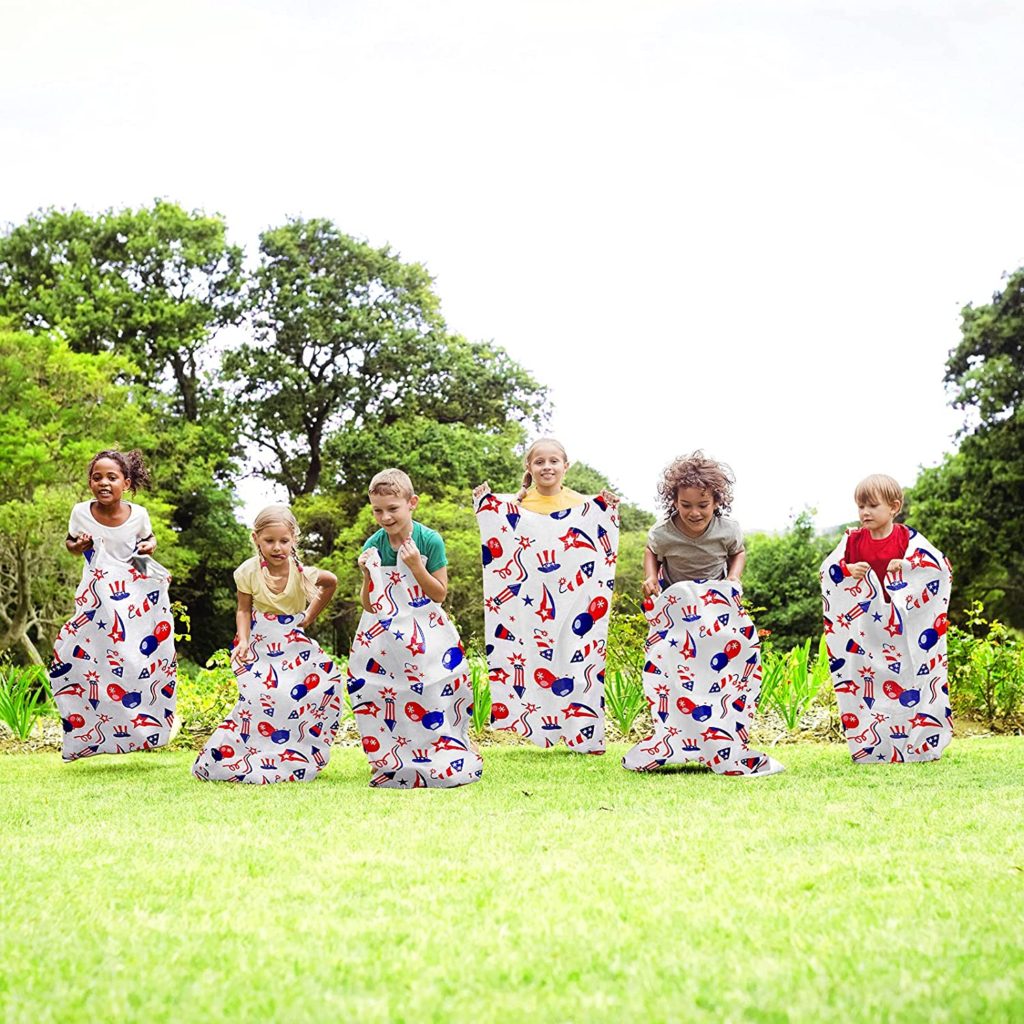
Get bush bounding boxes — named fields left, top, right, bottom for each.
left=947, top=602, right=1024, bottom=732
left=0, top=664, right=52, bottom=740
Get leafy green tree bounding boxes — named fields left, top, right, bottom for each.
left=742, top=511, right=844, bottom=650
left=0, top=327, right=152, bottom=663
left=224, top=218, right=547, bottom=498
left=0, top=201, right=246, bottom=421
left=907, top=266, right=1024, bottom=627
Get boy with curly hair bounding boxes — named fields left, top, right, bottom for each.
left=642, top=451, right=745, bottom=597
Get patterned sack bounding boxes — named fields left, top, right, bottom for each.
left=49, top=543, right=177, bottom=762
left=623, top=580, right=784, bottom=776
left=193, top=613, right=345, bottom=784
left=476, top=492, right=619, bottom=753
left=348, top=549, right=483, bottom=789
left=821, top=528, right=953, bottom=763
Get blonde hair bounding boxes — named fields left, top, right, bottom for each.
left=657, top=451, right=735, bottom=517
left=854, top=474, right=903, bottom=507
left=368, top=468, right=415, bottom=500
left=516, top=438, right=569, bottom=502
left=251, top=504, right=319, bottom=601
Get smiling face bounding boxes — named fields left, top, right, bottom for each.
left=673, top=485, right=716, bottom=537
left=370, top=491, right=418, bottom=541
left=857, top=494, right=902, bottom=537
left=528, top=443, right=569, bottom=496
left=89, top=457, right=129, bottom=507
left=253, top=522, right=296, bottom=567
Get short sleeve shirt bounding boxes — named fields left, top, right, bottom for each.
left=233, top=556, right=314, bottom=615
left=646, top=514, right=744, bottom=583
left=362, top=522, right=447, bottom=572
left=68, top=501, right=154, bottom=562
left=844, top=524, right=910, bottom=582
left=519, top=487, right=586, bottom=514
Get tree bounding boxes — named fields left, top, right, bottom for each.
left=223, top=219, right=547, bottom=499
left=742, top=511, right=843, bottom=651
left=0, top=327, right=152, bottom=663
left=907, top=266, right=1024, bottom=626
left=0, top=201, right=246, bottom=421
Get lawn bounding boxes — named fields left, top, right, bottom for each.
left=1, top=739, right=1023, bottom=1023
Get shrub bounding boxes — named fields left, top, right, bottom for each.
left=0, top=664, right=52, bottom=740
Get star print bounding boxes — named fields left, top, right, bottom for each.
left=500, top=525, right=508, bottom=533
left=873, top=612, right=882, bottom=622
left=392, top=631, right=404, bottom=640
left=96, top=620, right=107, bottom=629
left=669, top=638, right=678, bottom=647
left=522, top=595, right=534, bottom=606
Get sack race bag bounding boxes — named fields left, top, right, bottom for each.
left=193, top=613, right=344, bottom=784
left=476, top=492, right=619, bottom=754
left=49, top=544, right=177, bottom=761
left=821, top=528, right=953, bottom=763
left=348, top=549, right=482, bottom=788
left=622, top=580, right=784, bottom=776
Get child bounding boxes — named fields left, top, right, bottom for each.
left=643, top=451, right=745, bottom=594
left=358, top=468, right=448, bottom=610
left=66, top=449, right=157, bottom=561
left=473, top=443, right=620, bottom=755
left=193, top=505, right=343, bottom=784
left=624, top=451, right=783, bottom=776
left=351, top=469, right=482, bottom=787
left=52, top=449, right=178, bottom=760
left=842, top=474, right=910, bottom=586
left=822, top=474, right=953, bottom=763
left=474, top=437, right=614, bottom=513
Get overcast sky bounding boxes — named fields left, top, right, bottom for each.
left=3, top=0, right=1023, bottom=530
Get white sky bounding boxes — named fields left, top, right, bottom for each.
left=3, top=0, right=1023, bottom=531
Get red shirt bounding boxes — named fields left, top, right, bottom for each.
left=844, top=524, right=910, bottom=582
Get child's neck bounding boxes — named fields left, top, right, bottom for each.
left=386, top=525, right=413, bottom=546
left=534, top=482, right=563, bottom=497
left=868, top=522, right=895, bottom=541
left=91, top=499, right=129, bottom=525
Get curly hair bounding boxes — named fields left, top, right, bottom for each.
left=657, top=451, right=735, bottom=517
left=87, top=449, right=152, bottom=493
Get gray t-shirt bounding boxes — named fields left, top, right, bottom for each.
left=647, top=514, right=744, bottom=583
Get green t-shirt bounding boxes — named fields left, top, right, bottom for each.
left=362, top=521, right=448, bottom=572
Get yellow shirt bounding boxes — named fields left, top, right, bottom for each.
left=233, top=556, right=316, bottom=615
left=519, top=487, right=586, bottom=514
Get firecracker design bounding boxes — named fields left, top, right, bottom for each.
left=50, top=544, right=177, bottom=761
left=821, top=527, right=953, bottom=764
left=349, top=549, right=482, bottom=789
left=622, top=580, right=784, bottom=776
left=476, top=492, right=618, bottom=754
left=193, top=612, right=344, bottom=784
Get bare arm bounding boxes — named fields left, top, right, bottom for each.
left=302, top=569, right=337, bottom=628
left=726, top=549, right=746, bottom=581
left=233, top=591, right=254, bottom=665
left=358, top=549, right=375, bottom=612
left=643, top=547, right=661, bottom=598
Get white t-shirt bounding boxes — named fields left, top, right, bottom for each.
left=67, top=501, right=154, bottom=562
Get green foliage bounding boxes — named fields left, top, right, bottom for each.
left=743, top=510, right=843, bottom=650
left=0, top=201, right=246, bottom=420
left=909, top=266, right=1024, bottom=629
left=946, top=602, right=1024, bottom=732
left=604, top=670, right=647, bottom=738
left=563, top=462, right=654, bottom=534
left=173, top=651, right=240, bottom=743
left=760, top=635, right=832, bottom=731
left=469, top=657, right=491, bottom=735
left=0, top=664, right=51, bottom=739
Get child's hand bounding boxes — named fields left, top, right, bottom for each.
left=472, top=482, right=490, bottom=501
left=886, top=558, right=904, bottom=574
left=68, top=533, right=93, bottom=554
left=847, top=562, right=871, bottom=580
left=136, top=538, right=156, bottom=556
left=398, top=537, right=423, bottom=566
left=598, top=488, right=619, bottom=507
left=357, top=549, right=374, bottom=574
left=642, top=575, right=661, bottom=598
left=231, top=642, right=254, bottom=667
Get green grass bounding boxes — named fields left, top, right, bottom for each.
left=2, top=740, right=1023, bottom=1023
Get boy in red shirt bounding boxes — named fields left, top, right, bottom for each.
left=843, top=473, right=909, bottom=584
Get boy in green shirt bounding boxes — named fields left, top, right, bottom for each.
left=358, top=468, right=448, bottom=612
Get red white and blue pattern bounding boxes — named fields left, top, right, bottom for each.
left=623, top=580, right=784, bottom=776
left=476, top=492, right=619, bottom=754
left=193, top=614, right=345, bottom=784
left=821, top=528, right=953, bottom=764
left=49, top=544, right=177, bottom=761
left=348, top=549, right=483, bottom=788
